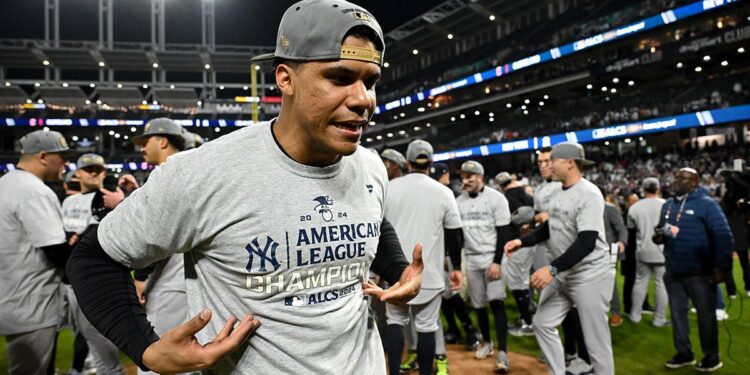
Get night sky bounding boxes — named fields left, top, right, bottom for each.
left=0, top=0, right=439, bottom=46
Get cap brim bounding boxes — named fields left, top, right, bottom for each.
left=582, top=159, right=596, bottom=166
left=250, top=53, right=277, bottom=63
left=131, top=134, right=148, bottom=146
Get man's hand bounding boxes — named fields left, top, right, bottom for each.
left=487, top=262, right=502, bottom=281
left=530, top=266, right=554, bottom=289
left=363, top=243, right=423, bottom=304
left=504, top=239, right=523, bottom=257
left=134, top=279, right=147, bottom=306
left=617, top=241, right=625, bottom=253
left=449, top=270, right=463, bottom=290
left=118, top=174, right=140, bottom=193
left=68, top=233, right=79, bottom=247
left=534, top=212, right=549, bottom=224
left=712, top=269, right=730, bottom=284
left=141, top=309, right=259, bottom=373
left=100, top=187, right=125, bottom=209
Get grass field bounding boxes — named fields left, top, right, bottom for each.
left=2, top=259, right=749, bottom=374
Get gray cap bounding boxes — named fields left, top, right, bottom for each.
left=512, top=206, right=535, bottom=226
left=429, top=162, right=449, bottom=180
left=132, top=118, right=185, bottom=148
left=19, top=130, right=70, bottom=154
left=495, top=171, right=512, bottom=186
left=64, top=170, right=77, bottom=183
left=182, top=130, right=196, bottom=150
left=406, top=140, right=433, bottom=164
left=381, top=149, right=406, bottom=169
left=460, top=160, right=484, bottom=176
left=551, top=142, right=595, bottom=166
left=251, top=0, right=385, bottom=66
left=76, top=153, right=105, bottom=169
left=642, top=177, right=660, bottom=191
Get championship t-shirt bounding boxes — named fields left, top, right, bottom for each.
left=62, top=192, right=98, bottom=234
left=98, top=121, right=389, bottom=374
left=627, top=197, right=666, bottom=264
left=456, top=187, right=511, bottom=270
left=533, top=180, right=562, bottom=263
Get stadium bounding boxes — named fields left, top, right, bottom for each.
left=1, top=0, right=749, bottom=374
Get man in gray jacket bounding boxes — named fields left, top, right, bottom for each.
left=628, top=178, right=669, bottom=327
left=600, top=186, right=628, bottom=327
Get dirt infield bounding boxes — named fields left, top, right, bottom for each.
left=442, top=343, right=548, bottom=374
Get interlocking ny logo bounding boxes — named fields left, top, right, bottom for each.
left=245, top=236, right=281, bottom=273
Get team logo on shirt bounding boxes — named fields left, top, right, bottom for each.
left=313, top=196, right=335, bottom=222
left=245, top=236, right=281, bottom=272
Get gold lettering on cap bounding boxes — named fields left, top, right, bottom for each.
left=58, top=137, right=68, bottom=148
left=353, top=12, right=370, bottom=21
left=339, top=46, right=381, bottom=65
left=280, top=36, right=289, bottom=48
left=145, top=124, right=151, bottom=132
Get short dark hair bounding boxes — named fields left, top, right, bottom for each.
left=344, top=25, right=383, bottom=52
left=644, top=184, right=659, bottom=194
left=162, top=134, right=186, bottom=151
left=539, top=147, right=553, bottom=153
left=574, top=160, right=585, bottom=171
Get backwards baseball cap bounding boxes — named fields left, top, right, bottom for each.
left=551, top=142, right=595, bottom=166
left=182, top=130, right=197, bottom=150
left=642, top=177, right=660, bottom=191
left=381, top=149, right=406, bottom=169
left=460, top=160, right=485, bottom=176
left=495, top=171, right=512, bottom=186
left=429, top=162, right=449, bottom=180
left=406, top=140, right=433, bottom=165
left=76, top=153, right=105, bottom=169
left=512, top=206, right=535, bottom=227
left=132, top=118, right=185, bottom=149
left=19, top=130, right=70, bottom=154
left=251, top=0, right=385, bottom=66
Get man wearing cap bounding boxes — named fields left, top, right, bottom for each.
left=68, top=1, right=423, bottom=374
left=506, top=142, right=614, bottom=375
left=62, top=153, right=125, bottom=374
left=0, top=130, right=74, bottom=374
left=381, top=148, right=406, bottom=180
left=495, top=171, right=536, bottom=338
left=384, top=139, right=463, bottom=375
left=627, top=177, right=668, bottom=327
left=457, top=160, right=514, bottom=373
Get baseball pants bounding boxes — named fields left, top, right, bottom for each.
left=5, top=325, right=57, bottom=375
left=466, top=268, right=506, bottom=308
left=533, top=272, right=615, bottom=375
left=630, top=262, right=668, bottom=325
left=66, top=286, right=124, bottom=374
left=503, top=246, right=533, bottom=290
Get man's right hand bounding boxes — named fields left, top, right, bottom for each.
left=134, top=279, right=147, bottom=306
left=504, top=239, right=523, bottom=257
left=534, top=212, right=549, bottom=224
left=142, top=309, right=259, bottom=373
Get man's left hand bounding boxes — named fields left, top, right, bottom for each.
left=363, top=243, right=423, bottom=304
left=531, top=266, right=554, bottom=289
left=449, top=270, right=462, bottom=290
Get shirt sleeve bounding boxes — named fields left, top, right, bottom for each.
left=18, top=190, right=66, bottom=248
left=494, top=193, right=512, bottom=226
left=97, top=161, right=197, bottom=269
left=576, top=190, right=605, bottom=233
left=443, top=188, right=462, bottom=230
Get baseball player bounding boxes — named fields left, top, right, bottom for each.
left=385, top=139, right=462, bottom=375
left=381, top=148, right=407, bottom=180
left=627, top=177, right=668, bottom=327
left=457, top=160, right=514, bottom=373
left=61, top=153, right=125, bottom=374
left=0, top=130, right=72, bottom=375
left=495, top=171, right=536, bottom=337
left=67, top=1, right=424, bottom=373
left=506, top=142, right=614, bottom=375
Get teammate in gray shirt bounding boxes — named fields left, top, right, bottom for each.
left=67, top=2, right=423, bottom=373
left=506, top=142, right=614, bottom=375
left=384, top=139, right=463, bottom=375
left=628, top=177, right=668, bottom=327
left=0, top=130, right=72, bottom=375
left=456, top=160, right=514, bottom=373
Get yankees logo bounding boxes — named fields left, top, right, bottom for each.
left=245, top=236, right=281, bottom=273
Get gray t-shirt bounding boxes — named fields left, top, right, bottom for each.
left=627, top=197, right=666, bottom=264
left=62, top=192, right=99, bottom=234
left=533, top=180, right=561, bottom=262
left=546, top=178, right=610, bottom=284
left=0, top=170, right=65, bottom=335
left=384, top=173, right=461, bottom=304
left=98, top=121, right=388, bottom=374
left=456, top=187, right=511, bottom=270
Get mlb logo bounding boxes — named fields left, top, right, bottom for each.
left=284, top=295, right=307, bottom=307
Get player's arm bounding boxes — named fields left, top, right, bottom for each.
left=548, top=231, right=599, bottom=272
left=366, top=218, right=423, bottom=304
left=370, top=217, right=409, bottom=285
left=493, top=224, right=514, bottom=264
left=444, top=227, right=463, bottom=270
left=41, top=242, right=73, bottom=268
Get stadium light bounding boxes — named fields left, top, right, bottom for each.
left=628, top=80, right=635, bottom=86
left=143, top=84, right=148, bottom=89
left=152, top=100, right=158, bottom=105
left=72, top=136, right=79, bottom=141
left=474, top=110, right=480, bottom=116
left=399, top=112, right=405, bottom=117
left=37, top=99, right=44, bottom=104
left=142, top=100, right=147, bottom=105
left=521, top=105, right=527, bottom=110
left=108, top=130, right=115, bottom=136
left=506, top=103, right=512, bottom=108
left=426, top=123, right=431, bottom=127
left=489, top=112, right=494, bottom=117
left=417, top=107, right=425, bottom=112
left=413, top=126, right=421, bottom=131
left=612, top=77, right=619, bottom=83
left=114, top=133, right=121, bottom=139
left=451, top=117, right=456, bottom=122
left=383, top=62, right=390, bottom=68
left=387, top=132, right=393, bottom=137
left=204, top=64, right=211, bottom=70
left=117, top=83, right=123, bottom=88
left=739, top=47, right=745, bottom=54
left=399, top=130, right=406, bottom=135
left=393, top=115, right=398, bottom=120
left=131, top=127, right=137, bottom=132
left=62, top=82, right=69, bottom=87
left=219, top=85, right=225, bottom=90
left=447, top=34, right=454, bottom=40
left=243, top=85, right=248, bottom=90
left=197, top=100, right=202, bottom=106
left=489, top=117, right=495, bottom=122
left=586, top=84, right=593, bottom=90
left=610, top=88, right=617, bottom=93
left=85, top=99, right=91, bottom=105
left=152, top=63, right=159, bottom=68
left=703, top=55, right=711, bottom=61
left=34, top=82, right=40, bottom=87
left=489, top=15, right=496, bottom=21
left=539, top=101, right=545, bottom=106
left=98, top=61, right=105, bottom=67
left=524, top=99, right=530, bottom=104
left=42, top=60, right=50, bottom=66
left=26, top=99, right=32, bottom=104
left=676, top=62, right=683, bottom=68
left=601, top=86, right=608, bottom=92
left=97, top=100, right=103, bottom=105
left=369, top=121, right=376, bottom=126
left=366, top=138, right=373, bottom=142
left=721, top=60, right=728, bottom=66
left=459, top=114, right=466, bottom=119
left=4, top=82, right=10, bottom=87
left=543, top=95, right=549, bottom=100
left=376, top=135, right=383, bottom=140
left=523, top=110, right=528, bottom=115
left=215, top=127, right=221, bottom=133
left=170, top=84, right=175, bottom=89
left=254, top=65, right=261, bottom=71
left=124, top=135, right=129, bottom=140
left=412, top=49, right=419, bottom=55
left=90, top=83, right=96, bottom=88
left=695, top=66, right=702, bottom=72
